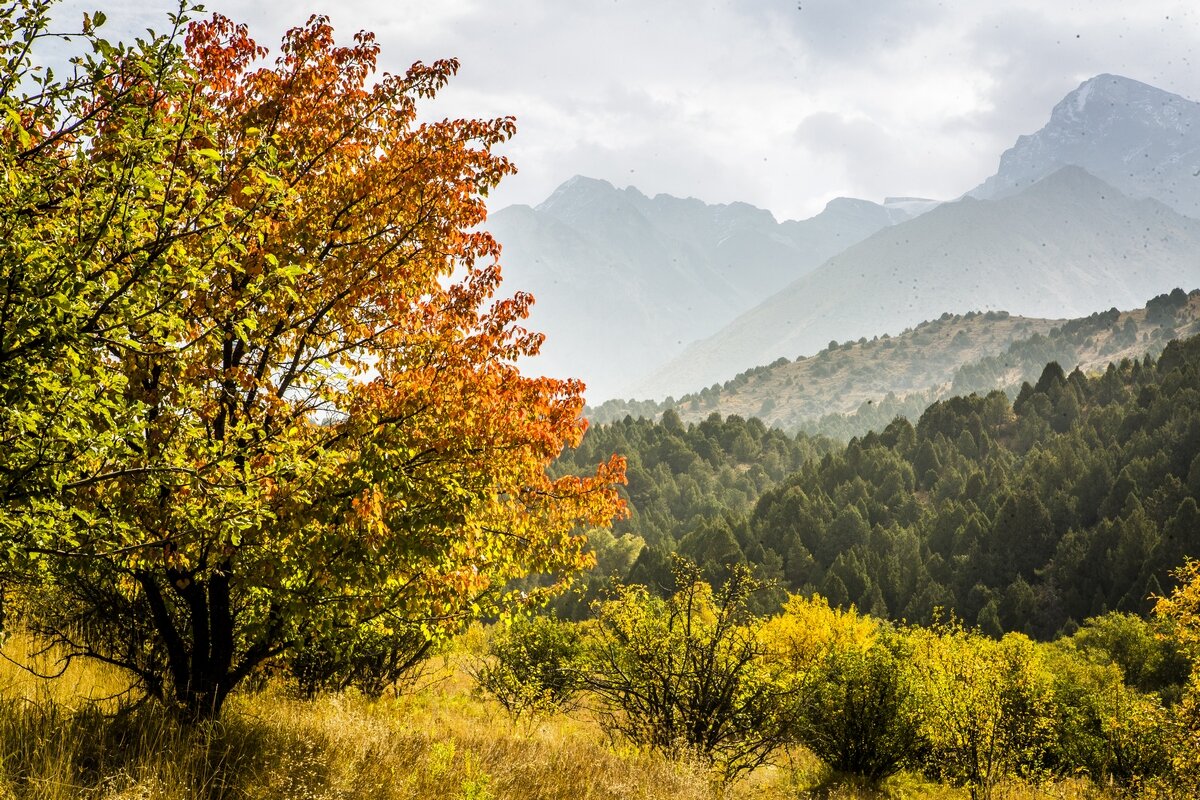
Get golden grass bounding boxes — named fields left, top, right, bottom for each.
left=0, top=633, right=1122, bottom=800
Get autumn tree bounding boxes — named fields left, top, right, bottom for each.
left=9, top=9, right=624, bottom=723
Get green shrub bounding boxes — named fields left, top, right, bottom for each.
left=583, top=564, right=796, bottom=784
left=290, top=624, right=434, bottom=698
left=472, top=614, right=583, bottom=720
left=794, top=629, right=924, bottom=782
left=1047, top=651, right=1173, bottom=791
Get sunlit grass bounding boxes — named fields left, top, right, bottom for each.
left=0, top=631, right=1125, bottom=800
left=0, top=633, right=718, bottom=800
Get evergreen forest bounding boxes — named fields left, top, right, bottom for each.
left=557, top=329, right=1200, bottom=639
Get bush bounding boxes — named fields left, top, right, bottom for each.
left=584, top=563, right=795, bottom=783
left=472, top=614, right=583, bottom=720
left=1067, top=612, right=1190, bottom=702
left=290, top=624, right=434, bottom=698
left=1153, top=559, right=1200, bottom=796
left=794, top=629, right=923, bottom=782
left=909, top=624, right=1056, bottom=800
left=1047, top=650, right=1174, bottom=791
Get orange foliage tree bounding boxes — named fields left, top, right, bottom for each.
left=22, top=12, right=624, bottom=722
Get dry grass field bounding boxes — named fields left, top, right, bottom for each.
left=0, top=631, right=1128, bottom=800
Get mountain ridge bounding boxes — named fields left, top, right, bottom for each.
left=969, top=74, right=1200, bottom=217
left=489, top=175, right=927, bottom=399
left=634, top=166, right=1200, bottom=399
left=588, top=289, right=1200, bottom=439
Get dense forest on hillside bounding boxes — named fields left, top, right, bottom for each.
left=550, top=414, right=837, bottom=614
left=563, top=328, right=1200, bottom=636
left=588, top=289, right=1200, bottom=440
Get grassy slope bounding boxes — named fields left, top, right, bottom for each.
left=0, top=631, right=1114, bottom=800
left=588, top=293, right=1200, bottom=434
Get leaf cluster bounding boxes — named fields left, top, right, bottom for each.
left=471, top=613, right=584, bottom=721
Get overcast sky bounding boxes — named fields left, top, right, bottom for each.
left=54, top=0, right=1200, bottom=221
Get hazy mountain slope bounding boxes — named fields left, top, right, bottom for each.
left=593, top=311, right=1061, bottom=425
left=970, top=74, right=1200, bottom=217
left=637, top=167, right=1200, bottom=398
left=489, top=177, right=929, bottom=400
left=590, top=290, right=1200, bottom=435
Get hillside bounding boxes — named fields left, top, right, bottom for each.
left=489, top=177, right=932, bottom=400
left=590, top=290, right=1200, bottom=436
left=636, top=168, right=1200, bottom=399
left=564, top=328, right=1200, bottom=639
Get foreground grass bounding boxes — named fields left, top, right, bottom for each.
left=0, top=636, right=1118, bottom=800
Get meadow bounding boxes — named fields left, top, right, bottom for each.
left=0, top=627, right=1140, bottom=800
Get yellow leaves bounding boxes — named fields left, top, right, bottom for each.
left=2, top=105, right=30, bottom=149
left=763, top=593, right=878, bottom=672
left=1155, top=559, right=1200, bottom=786
left=671, top=580, right=719, bottom=626
left=348, top=487, right=389, bottom=546
left=1155, top=558, right=1200, bottom=658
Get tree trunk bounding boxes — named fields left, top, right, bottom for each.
left=141, top=565, right=241, bottom=724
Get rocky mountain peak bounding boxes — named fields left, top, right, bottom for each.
left=970, top=74, right=1200, bottom=217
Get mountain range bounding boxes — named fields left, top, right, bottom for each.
left=489, top=73, right=1200, bottom=407
left=489, top=181, right=935, bottom=399
left=640, top=166, right=1200, bottom=398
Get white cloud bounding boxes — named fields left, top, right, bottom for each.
left=50, top=0, right=1200, bottom=220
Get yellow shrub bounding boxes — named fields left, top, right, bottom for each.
left=762, top=593, right=878, bottom=673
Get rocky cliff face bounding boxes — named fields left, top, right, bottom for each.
left=970, top=74, right=1200, bottom=218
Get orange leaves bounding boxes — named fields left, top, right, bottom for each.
left=348, top=486, right=389, bottom=547
left=0, top=5, right=630, bottom=720
left=183, top=15, right=265, bottom=97
left=93, top=8, right=624, bottom=662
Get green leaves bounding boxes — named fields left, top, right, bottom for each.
left=583, top=565, right=795, bottom=784
left=793, top=630, right=923, bottom=782
left=472, top=614, right=583, bottom=721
